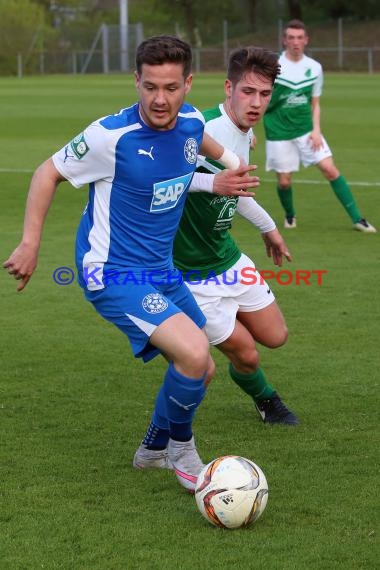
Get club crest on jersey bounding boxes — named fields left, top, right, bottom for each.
left=142, top=293, right=168, bottom=314
left=150, top=172, right=193, bottom=212
left=70, top=133, right=89, bottom=159
left=184, top=138, right=198, bottom=164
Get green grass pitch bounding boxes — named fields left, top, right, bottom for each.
left=0, top=73, right=379, bottom=569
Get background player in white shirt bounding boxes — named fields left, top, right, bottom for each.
left=3, top=36, right=258, bottom=492
left=263, top=19, right=376, bottom=233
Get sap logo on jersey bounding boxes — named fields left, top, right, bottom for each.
left=150, top=173, right=193, bottom=212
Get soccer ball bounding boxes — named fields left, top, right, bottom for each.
left=195, top=455, right=268, bottom=529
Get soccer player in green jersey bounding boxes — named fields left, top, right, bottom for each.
left=263, top=19, right=376, bottom=233
left=172, top=46, right=299, bottom=426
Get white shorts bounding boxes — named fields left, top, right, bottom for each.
left=265, top=132, right=332, bottom=172
left=185, top=253, right=275, bottom=345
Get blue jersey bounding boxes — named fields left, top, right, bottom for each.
left=52, top=102, right=205, bottom=290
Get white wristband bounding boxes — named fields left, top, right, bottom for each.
left=219, top=148, right=240, bottom=170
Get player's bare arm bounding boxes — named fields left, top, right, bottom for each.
left=309, top=96, right=323, bottom=150
left=3, top=158, right=65, bottom=291
left=200, top=132, right=240, bottom=169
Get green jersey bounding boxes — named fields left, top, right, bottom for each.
left=263, top=53, right=323, bottom=141
left=173, top=104, right=252, bottom=279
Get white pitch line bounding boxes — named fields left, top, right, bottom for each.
left=0, top=167, right=379, bottom=187
left=261, top=177, right=380, bottom=187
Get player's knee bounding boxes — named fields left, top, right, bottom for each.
left=266, top=324, right=288, bottom=348
left=319, top=160, right=339, bottom=181
left=324, top=169, right=338, bottom=181
left=233, top=346, right=260, bottom=374
left=278, top=173, right=292, bottom=188
left=177, top=336, right=210, bottom=377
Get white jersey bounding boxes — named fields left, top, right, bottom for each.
left=200, top=103, right=252, bottom=163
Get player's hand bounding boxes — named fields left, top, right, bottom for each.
left=261, top=229, right=292, bottom=267
left=308, top=130, right=323, bottom=151
left=212, top=165, right=259, bottom=197
left=3, top=242, right=39, bottom=291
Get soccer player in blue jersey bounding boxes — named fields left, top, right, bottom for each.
left=4, top=36, right=258, bottom=492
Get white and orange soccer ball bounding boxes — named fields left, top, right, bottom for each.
left=195, top=455, right=268, bottom=529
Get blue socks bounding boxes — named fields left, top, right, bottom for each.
left=143, top=362, right=206, bottom=448
left=164, top=362, right=206, bottom=441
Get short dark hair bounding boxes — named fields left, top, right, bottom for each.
left=136, top=35, right=192, bottom=77
left=227, top=46, right=280, bottom=86
left=284, top=19, right=307, bottom=34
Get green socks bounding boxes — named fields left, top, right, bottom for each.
left=278, top=177, right=362, bottom=223
left=229, top=363, right=275, bottom=403
left=277, top=186, right=295, bottom=218
left=330, top=175, right=362, bottom=223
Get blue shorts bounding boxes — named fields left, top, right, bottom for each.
left=84, top=274, right=206, bottom=362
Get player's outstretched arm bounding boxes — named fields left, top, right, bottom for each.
left=3, top=158, right=66, bottom=291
